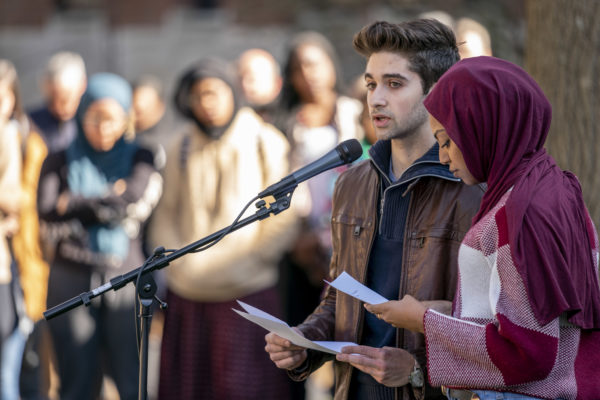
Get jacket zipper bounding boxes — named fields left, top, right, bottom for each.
left=394, top=187, right=416, bottom=400
left=370, top=159, right=457, bottom=235
left=355, top=178, right=380, bottom=345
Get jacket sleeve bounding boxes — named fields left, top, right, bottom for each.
left=287, top=263, right=338, bottom=381
left=287, top=172, right=349, bottom=380
left=37, top=153, right=105, bottom=226
left=37, top=152, right=68, bottom=222
left=13, top=130, right=49, bottom=320
left=103, top=148, right=163, bottom=229
left=148, top=136, right=184, bottom=252
left=39, top=149, right=162, bottom=227
left=240, top=124, right=298, bottom=270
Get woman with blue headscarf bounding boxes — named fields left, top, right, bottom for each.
left=38, top=73, right=163, bottom=400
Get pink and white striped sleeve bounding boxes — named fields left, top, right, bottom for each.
left=423, top=206, right=560, bottom=389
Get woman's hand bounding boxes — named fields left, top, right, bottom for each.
left=56, top=192, right=70, bottom=215
left=113, top=179, right=127, bottom=196
left=365, top=295, right=427, bottom=333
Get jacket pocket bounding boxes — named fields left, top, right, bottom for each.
left=409, top=227, right=464, bottom=247
left=332, top=213, right=372, bottom=237
left=331, top=213, right=373, bottom=278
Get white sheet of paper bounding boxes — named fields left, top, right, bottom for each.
left=233, top=300, right=357, bottom=355
left=325, top=271, right=389, bottom=304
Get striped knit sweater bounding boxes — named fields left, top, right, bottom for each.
left=423, top=190, right=600, bottom=400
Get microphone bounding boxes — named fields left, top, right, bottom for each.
left=259, top=138, right=363, bottom=198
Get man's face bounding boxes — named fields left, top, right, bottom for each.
left=365, top=51, right=428, bottom=141
left=45, top=79, right=86, bottom=122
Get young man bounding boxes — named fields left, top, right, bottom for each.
left=265, top=20, right=484, bottom=399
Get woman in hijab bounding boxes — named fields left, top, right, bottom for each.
left=363, top=57, right=600, bottom=399
left=38, top=73, right=163, bottom=400
left=149, top=58, right=296, bottom=400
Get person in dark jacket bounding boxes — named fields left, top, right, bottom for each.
left=29, top=51, right=86, bottom=154
left=265, top=19, right=484, bottom=400
left=14, top=51, right=87, bottom=400
left=38, top=73, right=163, bottom=400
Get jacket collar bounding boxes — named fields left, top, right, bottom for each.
left=368, top=139, right=459, bottom=187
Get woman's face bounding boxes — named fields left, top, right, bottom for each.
left=83, top=98, right=127, bottom=152
left=0, top=82, right=16, bottom=122
left=189, top=77, right=234, bottom=127
left=290, top=43, right=336, bottom=101
left=430, top=114, right=479, bottom=185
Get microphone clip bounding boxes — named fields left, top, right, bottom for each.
left=255, top=190, right=294, bottom=218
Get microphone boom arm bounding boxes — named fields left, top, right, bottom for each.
left=43, top=190, right=294, bottom=320
left=45, top=138, right=362, bottom=318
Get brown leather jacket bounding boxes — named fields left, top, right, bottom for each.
left=289, top=147, right=484, bottom=400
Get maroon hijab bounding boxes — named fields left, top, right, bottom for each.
left=424, top=56, right=600, bottom=330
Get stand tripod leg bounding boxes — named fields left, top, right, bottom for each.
left=136, top=274, right=157, bottom=400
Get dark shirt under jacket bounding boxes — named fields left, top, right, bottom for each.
left=29, top=106, right=77, bottom=154
left=350, top=143, right=454, bottom=400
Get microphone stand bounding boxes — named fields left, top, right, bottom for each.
left=43, top=190, right=294, bottom=400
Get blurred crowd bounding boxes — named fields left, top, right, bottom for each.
left=0, top=13, right=491, bottom=400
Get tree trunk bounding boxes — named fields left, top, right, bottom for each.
left=526, top=0, right=600, bottom=228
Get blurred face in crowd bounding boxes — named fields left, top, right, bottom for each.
left=365, top=51, right=429, bottom=141
left=189, top=77, right=235, bottom=127
left=291, top=43, right=336, bottom=102
left=45, top=72, right=86, bottom=122
left=133, top=85, right=165, bottom=132
left=456, top=18, right=493, bottom=60
left=0, top=80, right=15, bottom=122
left=238, top=50, right=282, bottom=106
left=83, top=98, right=127, bottom=152
left=430, top=114, right=478, bottom=185
left=458, top=30, right=492, bottom=59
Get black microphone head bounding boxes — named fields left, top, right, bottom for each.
left=336, top=139, right=363, bottom=163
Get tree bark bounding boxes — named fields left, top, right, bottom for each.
left=526, top=0, right=600, bottom=228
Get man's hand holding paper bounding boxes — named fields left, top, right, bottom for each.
left=233, top=300, right=357, bottom=355
left=265, top=330, right=308, bottom=370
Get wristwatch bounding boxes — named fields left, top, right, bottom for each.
left=409, top=361, right=424, bottom=387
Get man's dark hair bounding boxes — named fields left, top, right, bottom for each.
left=353, top=19, right=459, bottom=93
